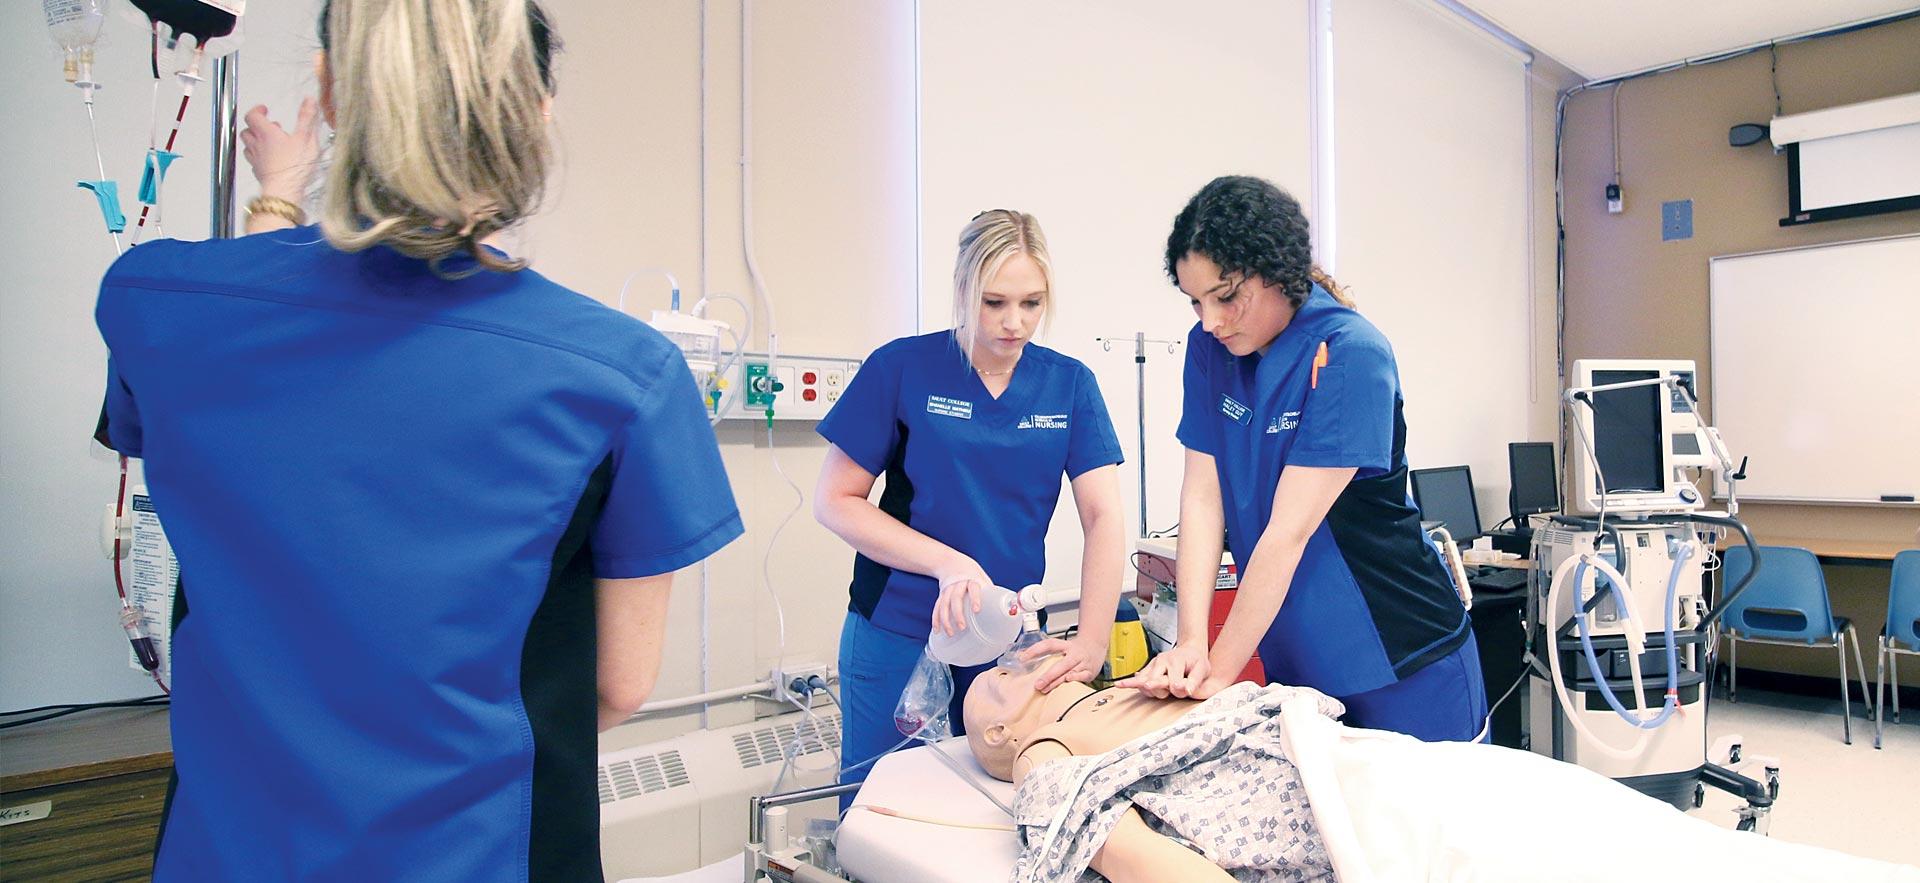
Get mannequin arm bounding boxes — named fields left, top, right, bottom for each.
left=1014, top=739, right=1231, bottom=882
left=1089, top=808, right=1234, bottom=883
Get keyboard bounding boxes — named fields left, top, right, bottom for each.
left=1468, top=566, right=1529, bottom=592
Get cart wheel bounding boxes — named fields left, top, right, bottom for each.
left=1693, top=784, right=1706, bottom=808
left=1737, top=815, right=1756, bottom=832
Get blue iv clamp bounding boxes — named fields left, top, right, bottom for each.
left=138, top=148, right=182, bottom=205
left=77, top=180, right=127, bottom=234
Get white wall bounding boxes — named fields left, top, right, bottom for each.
left=1332, top=0, right=1532, bottom=525
left=919, top=0, right=1313, bottom=590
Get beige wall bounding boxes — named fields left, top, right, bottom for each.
left=1559, top=16, right=1920, bottom=678
left=918, top=0, right=1313, bottom=583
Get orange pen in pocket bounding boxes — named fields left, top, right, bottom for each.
left=1311, top=340, right=1329, bottom=389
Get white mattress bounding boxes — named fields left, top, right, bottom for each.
left=835, top=738, right=1019, bottom=883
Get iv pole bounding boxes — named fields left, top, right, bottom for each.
left=208, top=52, right=239, bottom=238
left=1096, top=332, right=1180, bottom=537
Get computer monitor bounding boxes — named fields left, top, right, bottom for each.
left=1410, top=466, right=1482, bottom=543
left=1507, top=442, right=1560, bottom=519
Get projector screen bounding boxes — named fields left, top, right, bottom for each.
left=1796, top=124, right=1920, bottom=212
left=1708, top=234, right=1920, bottom=505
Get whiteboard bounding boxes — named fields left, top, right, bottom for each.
left=1709, top=234, right=1920, bottom=504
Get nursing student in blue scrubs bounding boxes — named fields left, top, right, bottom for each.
left=92, top=3, right=741, bottom=879
left=1120, top=176, right=1488, bottom=742
left=814, top=210, right=1128, bottom=795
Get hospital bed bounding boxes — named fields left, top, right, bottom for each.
left=831, top=716, right=1920, bottom=883
left=835, top=738, right=1016, bottom=883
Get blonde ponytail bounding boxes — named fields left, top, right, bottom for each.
left=317, top=0, right=558, bottom=276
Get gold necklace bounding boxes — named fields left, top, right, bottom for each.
left=974, top=346, right=1021, bottom=376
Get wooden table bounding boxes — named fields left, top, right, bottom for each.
left=1723, top=535, right=1912, bottom=566
left=0, top=706, right=172, bottom=881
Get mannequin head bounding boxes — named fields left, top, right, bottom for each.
left=963, top=656, right=1082, bottom=781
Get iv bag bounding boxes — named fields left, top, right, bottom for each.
left=43, top=0, right=106, bottom=82
left=126, top=0, right=246, bottom=58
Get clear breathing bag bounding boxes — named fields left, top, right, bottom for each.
left=892, top=647, right=954, bottom=741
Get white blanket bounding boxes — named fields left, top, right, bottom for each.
left=1273, top=695, right=1920, bottom=883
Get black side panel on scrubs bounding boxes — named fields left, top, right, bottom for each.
left=848, top=421, right=914, bottom=621
left=1323, top=408, right=1469, bottom=679
left=522, top=457, right=613, bottom=883
left=154, top=577, right=190, bottom=864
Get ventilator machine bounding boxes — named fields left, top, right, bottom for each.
left=1523, top=358, right=1779, bottom=830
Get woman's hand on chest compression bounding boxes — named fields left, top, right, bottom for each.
left=1114, top=642, right=1212, bottom=699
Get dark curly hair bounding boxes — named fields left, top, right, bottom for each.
left=1164, top=176, right=1350, bottom=309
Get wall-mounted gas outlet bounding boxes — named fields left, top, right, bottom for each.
left=719, top=353, right=862, bottom=422
left=771, top=663, right=833, bottom=704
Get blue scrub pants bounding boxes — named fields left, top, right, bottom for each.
left=835, top=612, right=989, bottom=808
left=1337, top=637, right=1489, bottom=742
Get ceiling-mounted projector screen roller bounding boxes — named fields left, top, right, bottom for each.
left=1771, top=91, right=1920, bottom=226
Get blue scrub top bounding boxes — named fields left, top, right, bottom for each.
left=95, top=228, right=743, bottom=882
left=817, top=332, right=1123, bottom=639
left=1177, top=286, right=1468, bottom=698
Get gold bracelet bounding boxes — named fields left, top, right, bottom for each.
left=245, top=195, right=308, bottom=226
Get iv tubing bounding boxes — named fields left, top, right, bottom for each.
left=83, top=97, right=122, bottom=253
left=132, top=47, right=206, bottom=244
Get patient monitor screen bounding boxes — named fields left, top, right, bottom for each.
left=1590, top=370, right=1664, bottom=493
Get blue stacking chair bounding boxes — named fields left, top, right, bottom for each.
left=1721, top=545, right=1874, bottom=744
left=1877, top=550, right=1920, bottom=749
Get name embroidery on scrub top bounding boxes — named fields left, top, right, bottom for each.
left=1017, top=414, right=1069, bottom=430
left=1267, top=410, right=1300, bottom=434
left=927, top=395, right=974, bottom=420
left=1219, top=394, right=1252, bottom=426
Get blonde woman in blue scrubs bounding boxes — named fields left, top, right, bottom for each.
left=814, top=210, right=1127, bottom=798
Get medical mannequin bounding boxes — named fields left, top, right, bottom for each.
left=959, top=660, right=1920, bottom=883
left=963, top=660, right=1236, bottom=882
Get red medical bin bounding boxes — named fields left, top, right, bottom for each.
left=1134, top=548, right=1265, bottom=685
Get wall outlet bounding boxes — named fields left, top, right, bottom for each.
left=771, top=663, right=833, bottom=705
left=719, top=353, right=862, bottom=421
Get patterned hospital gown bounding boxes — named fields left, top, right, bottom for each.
left=1010, top=682, right=1343, bottom=883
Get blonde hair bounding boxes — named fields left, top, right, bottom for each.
left=316, top=0, right=558, bottom=276
left=951, top=210, right=1053, bottom=363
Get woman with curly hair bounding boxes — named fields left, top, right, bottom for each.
left=1117, top=175, right=1487, bottom=743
